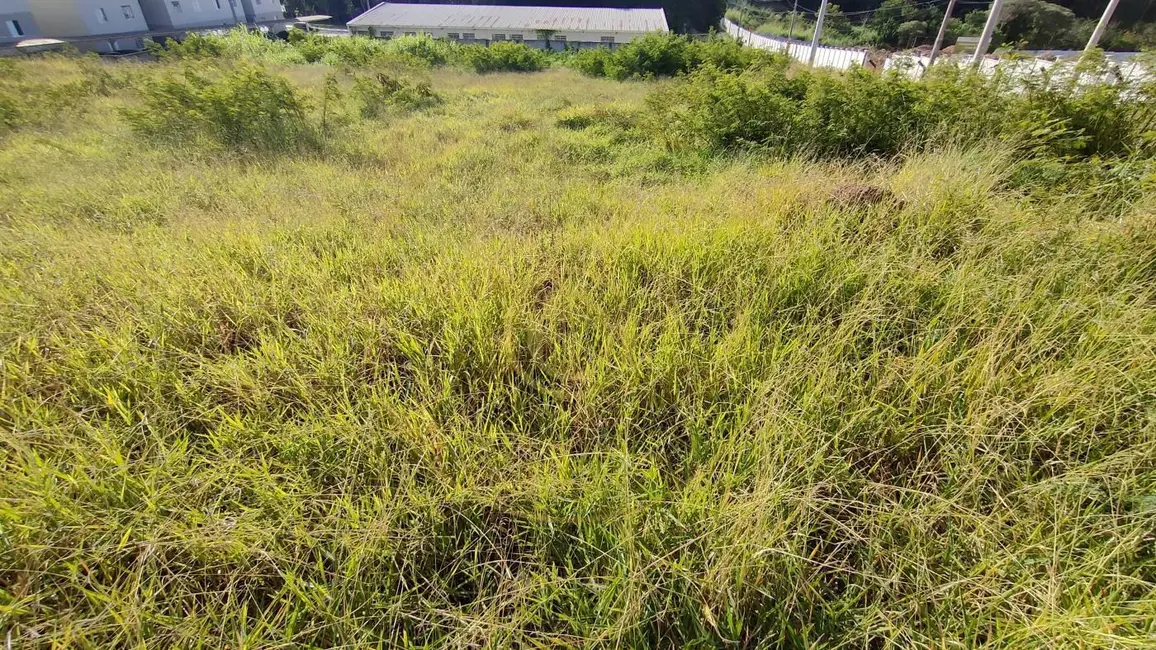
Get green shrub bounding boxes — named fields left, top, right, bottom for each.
left=292, top=32, right=397, bottom=66
left=570, top=48, right=613, bottom=77
left=209, top=27, right=307, bottom=65
left=145, top=32, right=224, bottom=60
left=459, top=41, right=548, bottom=73
left=688, top=35, right=785, bottom=72
left=647, top=60, right=1156, bottom=160
left=603, top=32, right=695, bottom=80
left=122, top=65, right=312, bottom=151
left=382, top=35, right=460, bottom=67
left=647, top=65, right=805, bottom=150
left=353, top=72, right=442, bottom=118
left=571, top=33, right=784, bottom=81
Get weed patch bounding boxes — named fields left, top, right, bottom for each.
left=122, top=65, right=313, bottom=152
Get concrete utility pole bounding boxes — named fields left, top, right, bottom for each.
left=1085, top=0, right=1121, bottom=52
left=927, top=0, right=958, bottom=70
left=809, top=0, right=830, bottom=67
left=970, top=0, right=1004, bottom=65
left=787, top=0, right=800, bottom=42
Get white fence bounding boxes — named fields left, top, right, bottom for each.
left=883, top=52, right=1152, bottom=87
left=721, top=18, right=868, bottom=71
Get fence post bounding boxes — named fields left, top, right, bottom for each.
left=927, top=0, right=957, bottom=72
left=808, top=0, right=829, bottom=67
left=1085, top=0, right=1120, bottom=53
left=970, top=0, right=1004, bottom=65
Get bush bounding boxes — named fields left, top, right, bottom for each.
left=570, top=48, right=613, bottom=77
left=459, top=41, right=548, bottom=73
left=353, top=73, right=442, bottom=118
left=145, top=32, right=224, bottom=60
left=571, top=33, right=785, bottom=81
left=291, top=32, right=398, bottom=66
left=647, top=65, right=807, bottom=150
left=689, top=35, right=785, bottom=72
left=382, top=35, right=460, bottom=67
left=122, top=65, right=312, bottom=151
left=646, top=60, right=1156, bottom=160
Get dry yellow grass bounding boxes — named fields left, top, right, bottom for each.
left=0, top=53, right=1154, bottom=648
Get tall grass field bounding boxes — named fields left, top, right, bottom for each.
left=1, top=32, right=1154, bottom=648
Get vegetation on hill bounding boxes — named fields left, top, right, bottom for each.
left=729, top=0, right=1156, bottom=50
left=1, top=33, right=1154, bottom=648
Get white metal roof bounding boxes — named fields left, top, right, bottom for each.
left=348, top=3, right=668, bottom=33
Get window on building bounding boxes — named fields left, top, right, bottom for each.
left=601, top=36, right=614, bottom=44
left=462, top=32, right=474, bottom=39
left=6, top=20, right=24, bottom=37
left=404, top=31, right=416, bottom=36
left=121, top=5, right=134, bottom=19
left=493, top=33, right=505, bottom=41
left=510, top=33, right=523, bottom=42
left=380, top=30, right=393, bottom=38
left=171, top=1, right=182, bottom=13
left=447, top=32, right=459, bottom=39
left=97, top=7, right=109, bottom=22
left=553, top=34, right=566, bottom=41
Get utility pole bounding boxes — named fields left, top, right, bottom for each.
left=742, top=1, right=751, bottom=44
left=927, top=0, right=957, bottom=71
left=1085, top=0, right=1121, bottom=53
left=970, top=0, right=1004, bottom=65
left=787, top=0, right=800, bottom=42
left=808, top=0, right=829, bottom=67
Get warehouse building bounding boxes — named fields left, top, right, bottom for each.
left=136, top=0, right=243, bottom=30
left=26, top=0, right=150, bottom=51
left=238, top=0, right=283, bottom=25
left=2, top=1, right=41, bottom=46
left=347, top=3, right=668, bottom=49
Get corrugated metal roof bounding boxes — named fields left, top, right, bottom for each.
left=348, top=3, right=668, bottom=33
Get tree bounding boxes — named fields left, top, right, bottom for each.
left=823, top=3, right=854, bottom=35
left=998, top=0, right=1077, bottom=47
left=870, top=0, right=915, bottom=44
left=895, top=19, right=931, bottom=46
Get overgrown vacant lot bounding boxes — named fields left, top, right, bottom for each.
left=1, top=42, right=1155, bottom=648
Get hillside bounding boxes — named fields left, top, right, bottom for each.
left=1, top=35, right=1154, bottom=648
left=730, top=0, right=1156, bottom=51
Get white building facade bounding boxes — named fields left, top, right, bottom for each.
left=347, top=3, right=668, bottom=49
left=238, top=0, right=282, bottom=24
left=28, top=0, right=149, bottom=50
left=136, top=0, right=243, bottom=29
left=2, top=0, right=41, bottom=45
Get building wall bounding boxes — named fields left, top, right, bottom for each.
left=238, top=0, right=281, bottom=24
left=138, top=0, right=240, bottom=30
left=1, top=1, right=41, bottom=45
left=30, top=0, right=149, bottom=37
left=348, top=25, right=642, bottom=48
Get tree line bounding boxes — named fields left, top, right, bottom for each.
left=732, top=0, right=1156, bottom=50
